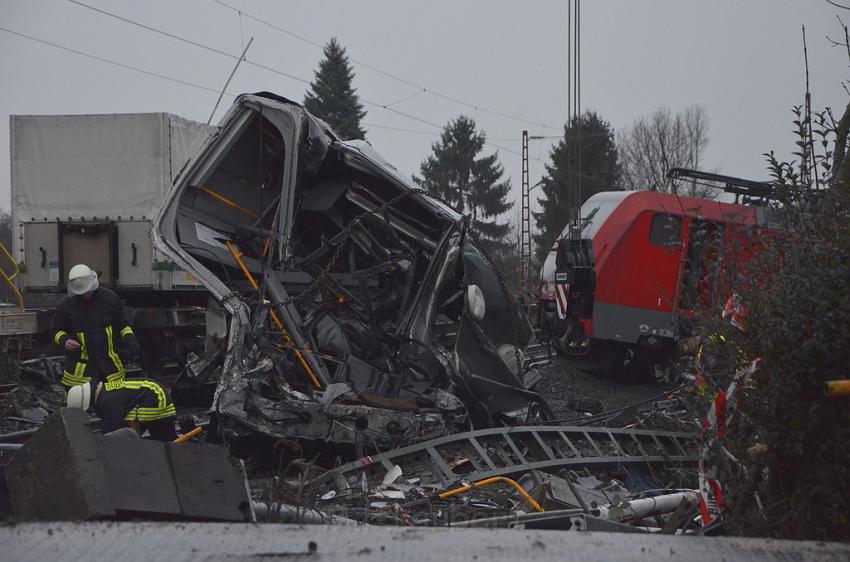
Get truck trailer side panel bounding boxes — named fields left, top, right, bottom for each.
left=10, top=113, right=214, bottom=291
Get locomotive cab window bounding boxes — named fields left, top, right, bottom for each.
left=649, top=213, right=682, bottom=248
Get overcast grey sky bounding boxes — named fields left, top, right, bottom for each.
left=2, top=0, right=848, bottom=220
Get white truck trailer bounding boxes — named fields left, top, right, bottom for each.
left=9, top=113, right=215, bottom=371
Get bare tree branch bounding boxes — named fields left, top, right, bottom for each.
left=827, top=14, right=850, bottom=62
left=618, top=105, right=714, bottom=197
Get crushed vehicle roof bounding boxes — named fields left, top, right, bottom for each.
left=152, top=92, right=549, bottom=447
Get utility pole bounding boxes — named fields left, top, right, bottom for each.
left=521, top=131, right=530, bottom=290
left=520, top=2, right=582, bottom=290
left=520, top=132, right=549, bottom=290
left=569, top=0, right=581, bottom=230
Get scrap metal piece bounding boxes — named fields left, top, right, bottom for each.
left=595, top=491, right=699, bottom=523
left=449, top=509, right=648, bottom=532
left=439, top=476, right=545, bottom=512
left=310, top=425, right=698, bottom=493
left=518, top=469, right=616, bottom=512
left=251, top=501, right=360, bottom=525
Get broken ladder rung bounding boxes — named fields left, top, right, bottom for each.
left=313, top=425, right=698, bottom=492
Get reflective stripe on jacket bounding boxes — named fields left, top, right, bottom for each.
left=96, top=378, right=176, bottom=434
left=51, top=287, right=134, bottom=388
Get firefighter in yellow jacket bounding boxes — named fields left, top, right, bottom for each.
left=66, top=378, right=178, bottom=441
left=51, top=264, right=139, bottom=390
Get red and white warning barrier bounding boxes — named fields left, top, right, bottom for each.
left=697, top=357, right=762, bottom=525
left=555, top=282, right=570, bottom=320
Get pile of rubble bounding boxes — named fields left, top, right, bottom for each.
left=250, top=422, right=701, bottom=532
left=1, top=352, right=706, bottom=533
left=0, top=356, right=65, bottom=436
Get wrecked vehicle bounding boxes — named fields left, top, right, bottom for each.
left=152, top=92, right=550, bottom=448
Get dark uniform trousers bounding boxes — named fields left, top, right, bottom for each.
left=51, top=287, right=135, bottom=389
left=97, top=378, right=177, bottom=442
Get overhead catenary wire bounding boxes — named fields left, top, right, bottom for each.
left=365, top=123, right=439, bottom=136
left=66, top=0, right=552, bottom=132
left=208, top=0, right=559, bottom=130
left=67, top=0, right=312, bottom=84
left=64, top=0, right=545, bottom=161
left=2, top=21, right=547, bottom=168
left=385, top=88, right=427, bottom=108
left=0, top=25, right=234, bottom=97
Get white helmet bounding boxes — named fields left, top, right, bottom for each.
left=66, top=383, right=92, bottom=410
left=67, top=264, right=99, bottom=296
left=66, top=382, right=102, bottom=411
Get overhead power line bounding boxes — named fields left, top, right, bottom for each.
left=490, top=135, right=563, bottom=141
left=0, top=25, right=232, bottom=97
left=208, top=0, right=559, bottom=130
left=65, top=1, right=446, bottom=130
left=365, top=123, right=438, bottom=136
left=364, top=123, right=548, bottom=163
left=67, top=0, right=310, bottom=85
left=68, top=0, right=546, bottom=162
left=3, top=21, right=544, bottom=164
left=0, top=21, right=543, bottom=165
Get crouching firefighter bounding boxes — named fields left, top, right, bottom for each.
left=66, top=379, right=178, bottom=441
left=51, top=264, right=139, bottom=390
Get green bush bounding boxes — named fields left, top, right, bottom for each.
left=695, top=106, right=850, bottom=541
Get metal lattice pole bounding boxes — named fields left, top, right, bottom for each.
left=521, top=130, right=530, bottom=289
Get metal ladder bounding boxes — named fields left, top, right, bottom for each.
left=0, top=242, right=24, bottom=311
left=312, top=425, right=698, bottom=493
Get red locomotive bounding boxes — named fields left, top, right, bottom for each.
left=537, top=169, right=777, bottom=374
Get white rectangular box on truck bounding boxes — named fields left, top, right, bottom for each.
left=10, top=113, right=214, bottom=292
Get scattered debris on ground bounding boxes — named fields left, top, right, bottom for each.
left=2, top=349, right=707, bottom=533
left=0, top=357, right=65, bottom=436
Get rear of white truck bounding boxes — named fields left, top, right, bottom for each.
left=10, top=113, right=213, bottom=295
left=9, top=113, right=215, bottom=371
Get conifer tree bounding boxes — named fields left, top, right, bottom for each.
left=304, top=38, right=366, bottom=140
left=533, top=112, right=621, bottom=261
left=413, top=116, right=512, bottom=254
